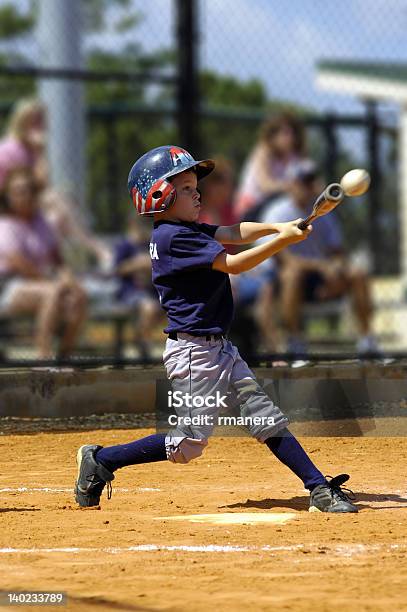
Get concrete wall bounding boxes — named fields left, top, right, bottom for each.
left=1, top=364, right=406, bottom=427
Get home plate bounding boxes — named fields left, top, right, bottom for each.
left=156, top=513, right=296, bottom=525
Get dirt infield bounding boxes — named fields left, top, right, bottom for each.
left=1, top=430, right=407, bottom=611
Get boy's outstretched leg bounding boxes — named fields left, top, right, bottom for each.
left=265, top=428, right=358, bottom=513
left=75, top=434, right=167, bottom=507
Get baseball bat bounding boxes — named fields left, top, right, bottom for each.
left=297, top=183, right=344, bottom=230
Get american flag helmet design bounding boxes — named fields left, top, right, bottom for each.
left=128, top=145, right=215, bottom=215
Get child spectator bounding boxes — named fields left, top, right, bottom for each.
left=114, top=215, right=162, bottom=358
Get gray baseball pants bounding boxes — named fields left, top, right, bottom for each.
left=163, top=333, right=289, bottom=463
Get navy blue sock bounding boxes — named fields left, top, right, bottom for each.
left=265, top=428, right=326, bottom=491
left=96, top=433, right=167, bottom=472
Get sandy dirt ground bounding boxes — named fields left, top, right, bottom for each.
left=1, top=429, right=407, bottom=611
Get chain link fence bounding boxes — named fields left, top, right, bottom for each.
left=0, top=0, right=405, bottom=363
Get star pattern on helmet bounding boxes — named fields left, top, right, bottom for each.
left=136, top=168, right=154, bottom=198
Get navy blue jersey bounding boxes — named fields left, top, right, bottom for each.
left=150, top=220, right=233, bottom=335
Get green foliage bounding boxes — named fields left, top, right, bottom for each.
left=114, top=14, right=141, bottom=33
left=83, top=0, right=133, bottom=32
left=0, top=4, right=34, bottom=40
left=200, top=71, right=264, bottom=165
left=86, top=47, right=144, bottom=105
left=0, top=54, right=35, bottom=111
left=200, top=71, right=268, bottom=109
left=0, top=2, right=36, bottom=102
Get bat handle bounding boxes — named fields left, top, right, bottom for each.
left=297, top=217, right=312, bottom=230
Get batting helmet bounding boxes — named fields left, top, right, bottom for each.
left=128, top=145, right=215, bottom=215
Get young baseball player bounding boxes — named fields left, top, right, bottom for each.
left=74, top=146, right=358, bottom=513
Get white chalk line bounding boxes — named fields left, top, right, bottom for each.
left=2, top=486, right=406, bottom=496
left=0, top=487, right=161, bottom=493
left=0, top=543, right=405, bottom=556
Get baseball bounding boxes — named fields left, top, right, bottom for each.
left=340, top=168, right=370, bottom=197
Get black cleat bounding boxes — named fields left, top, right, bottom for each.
left=309, top=474, right=358, bottom=513
left=75, top=444, right=114, bottom=507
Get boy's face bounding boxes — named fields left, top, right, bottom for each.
left=165, top=170, right=200, bottom=222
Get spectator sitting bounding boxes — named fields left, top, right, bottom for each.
left=114, top=215, right=162, bottom=358
left=0, top=98, right=111, bottom=270
left=234, top=111, right=306, bottom=220
left=0, top=167, right=87, bottom=359
left=254, top=159, right=377, bottom=356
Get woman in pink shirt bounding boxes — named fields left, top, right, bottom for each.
left=0, top=99, right=110, bottom=268
left=0, top=168, right=87, bottom=359
left=234, top=112, right=306, bottom=220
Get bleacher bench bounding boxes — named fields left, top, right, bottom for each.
left=0, top=302, right=137, bottom=360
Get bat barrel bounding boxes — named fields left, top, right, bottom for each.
left=325, top=183, right=344, bottom=201
left=297, top=183, right=344, bottom=230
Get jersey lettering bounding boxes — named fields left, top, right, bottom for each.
left=149, top=242, right=159, bottom=260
